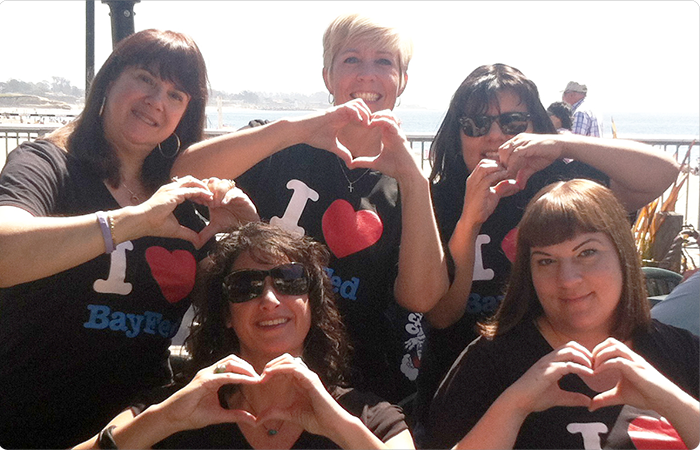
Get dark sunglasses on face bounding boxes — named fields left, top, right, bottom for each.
left=222, top=262, right=310, bottom=303
left=458, top=112, right=531, bottom=137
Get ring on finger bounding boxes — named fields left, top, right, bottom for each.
left=214, top=364, right=227, bottom=374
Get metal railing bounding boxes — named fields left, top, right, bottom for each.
left=1, top=124, right=698, bottom=229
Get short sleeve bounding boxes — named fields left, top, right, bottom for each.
left=0, top=140, right=68, bottom=216
left=425, top=337, right=505, bottom=449
left=333, top=387, right=408, bottom=442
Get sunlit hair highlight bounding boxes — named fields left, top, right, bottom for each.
left=480, top=179, right=650, bottom=339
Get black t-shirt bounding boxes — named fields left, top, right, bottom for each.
left=237, top=144, right=423, bottom=404
left=139, top=386, right=408, bottom=448
left=424, top=319, right=699, bottom=449
left=0, top=140, right=211, bottom=449
left=414, top=159, right=610, bottom=436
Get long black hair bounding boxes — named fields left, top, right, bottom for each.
left=429, top=63, right=556, bottom=185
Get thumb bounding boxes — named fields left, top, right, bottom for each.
left=589, top=388, right=623, bottom=412
left=493, top=179, right=521, bottom=198
left=515, top=167, right=537, bottom=189
left=172, top=225, right=205, bottom=249
left=195, top=223, right=218, bottom=249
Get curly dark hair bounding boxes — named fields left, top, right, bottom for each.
left=547, top=101, right=574, bottom=130
left=186, top=222, right=351, bottom=388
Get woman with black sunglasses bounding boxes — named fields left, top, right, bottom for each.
left=412, top=63, right=680, bottom=444
left=73, top=222, right=415, bottom=449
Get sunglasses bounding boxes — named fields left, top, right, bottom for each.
left=458, top=112, right=531, bottom=137
left=222, top=262, right=310, bottom=303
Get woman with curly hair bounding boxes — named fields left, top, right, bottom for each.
left=74, top=222, right=414, bottom=449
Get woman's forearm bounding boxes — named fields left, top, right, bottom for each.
left=0, top=206, right=117, bottom=287
left=172, top=118, right=300, bottom=179
left=453, top=390, right=528, bottom=450
left=425, top=213, right=481, bottom=328
left=0, top=204, right=163, bottom=287
left=651, top=383, right=700, bottom=449
left=560, top=135, right=680, bottom=211
left=393, top=170, right=449, bottom=313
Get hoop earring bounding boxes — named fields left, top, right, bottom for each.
left=99, top=97, right=106, bottom=117
left=395, top=97, right=402, bottom=108
left=328, top=93, right=335, bottom=105
left=158, top=132, right=181, bottom=158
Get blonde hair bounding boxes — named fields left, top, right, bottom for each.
left=322, top=13, right=413, bottom=90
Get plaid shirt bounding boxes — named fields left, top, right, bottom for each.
left=571, top=97, right=603, bottom=137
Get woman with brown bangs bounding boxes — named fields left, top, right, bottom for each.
left=0, top=29, right=258, bottom=449
left=424, top=179, right=699, bottom=449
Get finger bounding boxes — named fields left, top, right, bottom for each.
left=172, top=187, right=216, bottom=204
left=493, top=179, right=521, bottom=198
left=589, top=387, right=623, bottom=411
left=170, top=175, right=210, bottom=190
left=196, top=224, right=219, bottom=248
left=497, top=137, right=520, bottom=167
left=212, top=355, right=260, bottom=379
left=220, top=409, right=258, bottom=427
left=591, top=338, right=637, bottom=369
left=515, top=167, right=538, bottom=189
left=171, top=224, right=204, bottom=249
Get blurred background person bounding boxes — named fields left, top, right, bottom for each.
left=547, top=101, right=573, bottom=133
left=562, top=80, right=603, bottom=137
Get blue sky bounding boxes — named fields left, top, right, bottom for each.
left=1, top=0, right=698, bottom=114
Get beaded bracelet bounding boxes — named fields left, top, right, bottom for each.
left=95, top=211, right=115, bottom=254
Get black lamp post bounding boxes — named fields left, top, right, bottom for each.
left=102, top=0, right=140, bottom=48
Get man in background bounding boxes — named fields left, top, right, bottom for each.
left=562, top=81, right=603, bottom=137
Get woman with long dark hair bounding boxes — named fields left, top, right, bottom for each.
left=0, top=29, right=256, bottom=448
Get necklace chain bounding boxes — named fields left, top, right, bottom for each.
left=336, top=157, right=371, bottom=193
left=121, top=181, right=141, bottom=204
left=239, top=388, right=284, bottom=437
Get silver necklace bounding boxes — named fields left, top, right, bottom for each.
left=239, top=388, right=284, bottom=437
left=337, top=157, right=371, bottom=193
left=121, top=181, right=141, bottom=204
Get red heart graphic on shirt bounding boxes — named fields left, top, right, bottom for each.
left=501, top=227, right=518, bottom=263
left=145, top=246, right=197, bottom=303
left=322, top=199, right=383, bottom=258
left=628, top=415, right=686, bottom=449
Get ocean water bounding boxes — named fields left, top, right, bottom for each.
left=206, top=107, right=699, bottom=138
left=206, top=107, right=700, bottom=164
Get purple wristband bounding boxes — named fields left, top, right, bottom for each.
left=96, top=211, right=115, bottom=253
